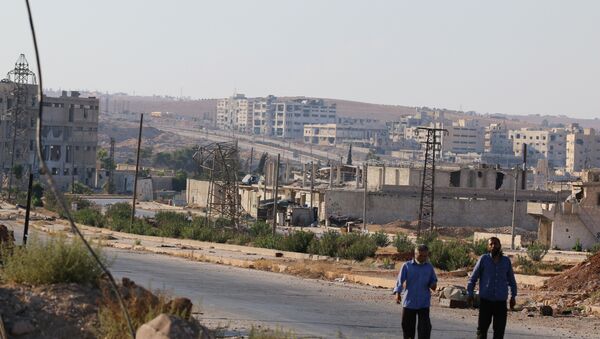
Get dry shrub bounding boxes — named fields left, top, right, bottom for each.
left=249, top=326, right=297, bottom=339
left=97, top=277, right=200, bottom=339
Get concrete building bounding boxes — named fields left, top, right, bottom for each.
left=251, top=97, right=336, bottom=139
left=530, top=169, right=600, bottom=250
left=566, top=127, right=600, bottom=173
left=484, top=123, right=513, bottom=154
left=509, top=128, right=567, bottom=168
left=442, top=119, right=485, bottom=154
left=303, top=123, right=387, bottom=146
left=216, top=93, right=252, bottom=133
left=40, top=91, right=99, bottom=190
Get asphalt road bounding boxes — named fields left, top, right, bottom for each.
left=4, top=221, right=584, bottom=338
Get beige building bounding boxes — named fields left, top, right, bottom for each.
left=303, top=123, right=387, bottom=146
left=509, top=128, right=567, bottom=168
left=442, top=119, right=485, bottom=154
left=566, top=128, right=600, bottom=173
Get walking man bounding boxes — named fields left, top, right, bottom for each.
left=393, top=244, right=438, bottom=339
left=467, top=237, right=517, bottom=339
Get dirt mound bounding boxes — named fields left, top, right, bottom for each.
left=545, top=252, right=600, bottom=292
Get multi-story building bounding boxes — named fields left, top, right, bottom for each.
left=509, top=128, right=567, bottom=168
left=303, top=123, right=388, bottom=146
left=216, top=93, right=252, bottom=132
left=251, top=97, right=336, bottom=139
left=441, top=119, right=485, bottom=154
left=566, top=127, right=600, bottom=173
left=40, top=91, right=99, bottom=190
left=484, top=123, right=513, bottom=154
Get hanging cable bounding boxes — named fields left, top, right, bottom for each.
left=23, top=1, right=135, bottom=337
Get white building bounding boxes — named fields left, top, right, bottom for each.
left=303, top=123, right=387, bottom=146
left=509, top=128, right=568, bottom=168
left=485, top=123, right=513, bottom=154
left=442, top=119, right=485, bottom=154
left=216, top=93, right=252, bottom=133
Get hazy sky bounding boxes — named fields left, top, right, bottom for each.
left=2, top=1, right=599, bottom=118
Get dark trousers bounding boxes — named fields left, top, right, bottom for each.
left=477, top=298, right=507, bottom=339
left=402, top=307, right=431, bottom=339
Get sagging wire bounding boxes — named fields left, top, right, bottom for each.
left=23, top=1, right=136, bottom=337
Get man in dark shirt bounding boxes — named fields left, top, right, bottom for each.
left=393, top=244, right=438, bottom=339
left=467, top=237, right=517, bottom=339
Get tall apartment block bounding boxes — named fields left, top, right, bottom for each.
left=442, top=119, right=485, bottom=154
left=0, top=55, right=98, bottom=191
left=508, top=128, right=568, bottom=168
left=566, top=127, right=600, bottom=172
left=41, top=91, right=99, bottom=190
left=484, top=123, right=513, bottom=154
left=251, top=97, right=336, bottom=139
left=216, top=93, right=252, bottom=133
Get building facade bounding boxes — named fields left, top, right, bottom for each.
left=566, top=127, right=600, bottom=173
left=216, top=93, right=252, bottom=132
left=509, top=128, right=568, bottom=168
left=442, top=119, right=485, bottom=154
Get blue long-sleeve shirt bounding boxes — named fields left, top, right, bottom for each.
left=393, top=260, right=437, bottom=309
left=467, top=253, right=517, bottom=301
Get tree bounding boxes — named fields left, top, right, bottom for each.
left=172, top=170, right=187, bottom=192
left=97, top=148, right=115, bottom=171
left=346, top=144, right=353, bottom=165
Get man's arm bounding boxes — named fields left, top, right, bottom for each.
left=467, top=256, right=483, bottom=297
left=393, top=264, right=408, bottom=303
left=507, top=258, right=517, bottom=309
left=429, top=265, right=438, bottom=291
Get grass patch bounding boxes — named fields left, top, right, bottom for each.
left=249, top=326, right=297, bottom=339
left=1, top=236, right=105, bottom=285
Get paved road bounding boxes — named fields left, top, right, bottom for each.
left=4, top=221, right=587, bottom=338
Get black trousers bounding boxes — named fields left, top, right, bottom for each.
left=402, top=307, right=431, bottom=339
left=477, top=298, right=507, bottom=339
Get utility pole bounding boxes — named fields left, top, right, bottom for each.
left=416, top=127, right=447, bottom=236
left=130, top=113, right=143, bottom=231
left=272, top=154, right=280, bottom=235
left=362, top=164, right=368, bottom=232
left=310, top=161, right=315, bottom=222
left=22, top=173, right=33, bottom=246
left=511, top=167, right=518, bottom=250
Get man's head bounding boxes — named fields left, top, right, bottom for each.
left=414, top=244, right=429, bottom=264
left=488, top=237, right=502, bottom=256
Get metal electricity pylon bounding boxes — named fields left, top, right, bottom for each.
left=1, top=54, right=37, bottom=199
left=416, top=127, right=447, bottom=236
left=193, top=141, right=241, bottom=228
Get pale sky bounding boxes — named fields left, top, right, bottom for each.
left=2, top=0, right=599, bottom=118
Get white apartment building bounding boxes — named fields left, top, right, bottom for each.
left=509, top=128, right=567, bottom=168
left=441, top=119, right=485, bottom=154
left=252, top=97, right=336, bottom=139
left=216, top=93, right=252, bottom=133
left=566, top=127, right=600, bottom=173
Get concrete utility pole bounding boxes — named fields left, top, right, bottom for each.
left=130, top=113, right=143, bottom=231
left=272, top=154, right=280, bottom=235
left=362, top=164, right=368, bottom=232
left=511, top=167, right=518, bottom=250
left=310, top=161, right=315, bottom=222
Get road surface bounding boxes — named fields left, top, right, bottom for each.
left=4, top=220, right=593, bottom=338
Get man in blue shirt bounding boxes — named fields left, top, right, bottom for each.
left=393, top=244, right=438, bottom=339
left=467, top=237, right=517, bottom=339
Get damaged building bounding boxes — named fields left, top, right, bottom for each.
left=529, top=169, right=600, bottom=250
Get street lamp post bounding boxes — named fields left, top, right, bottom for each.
left=511, top=167, right=518, bottom=250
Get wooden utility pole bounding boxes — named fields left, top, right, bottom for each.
left=130, top=113, right=143, bottom=231
left=271, top=154, right=280, bottom=235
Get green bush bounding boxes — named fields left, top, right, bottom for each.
left=588, top=243, right=600, bottom=254
left=572, top=239, right=583, bottom=252
left=416, top=231, right=438, bottom=247
left=280, top=231, right=315, bottom=253
left=249, top=221, right=272, bottom=237
left=428, top=240, right=473, bottom=271
left=527, top=242, right=549, bottom=262
left=308, top=230, right=340, bottom=257
left=393, top=233, right=414, bottom=253
left=515, top=256, right=538, bottom=275
left=1, top=236, right=105, bottom=285
left=337, top=234, right=378, bottom=261
left=73, top=208, right=105, bottom=227
left=471, top=239, right=488, bottom=256
left=253, top=234, right=284, bottom=249
left=105, top=202, right=133, bottom=231
left=371, top=230, right=391, bottom=247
